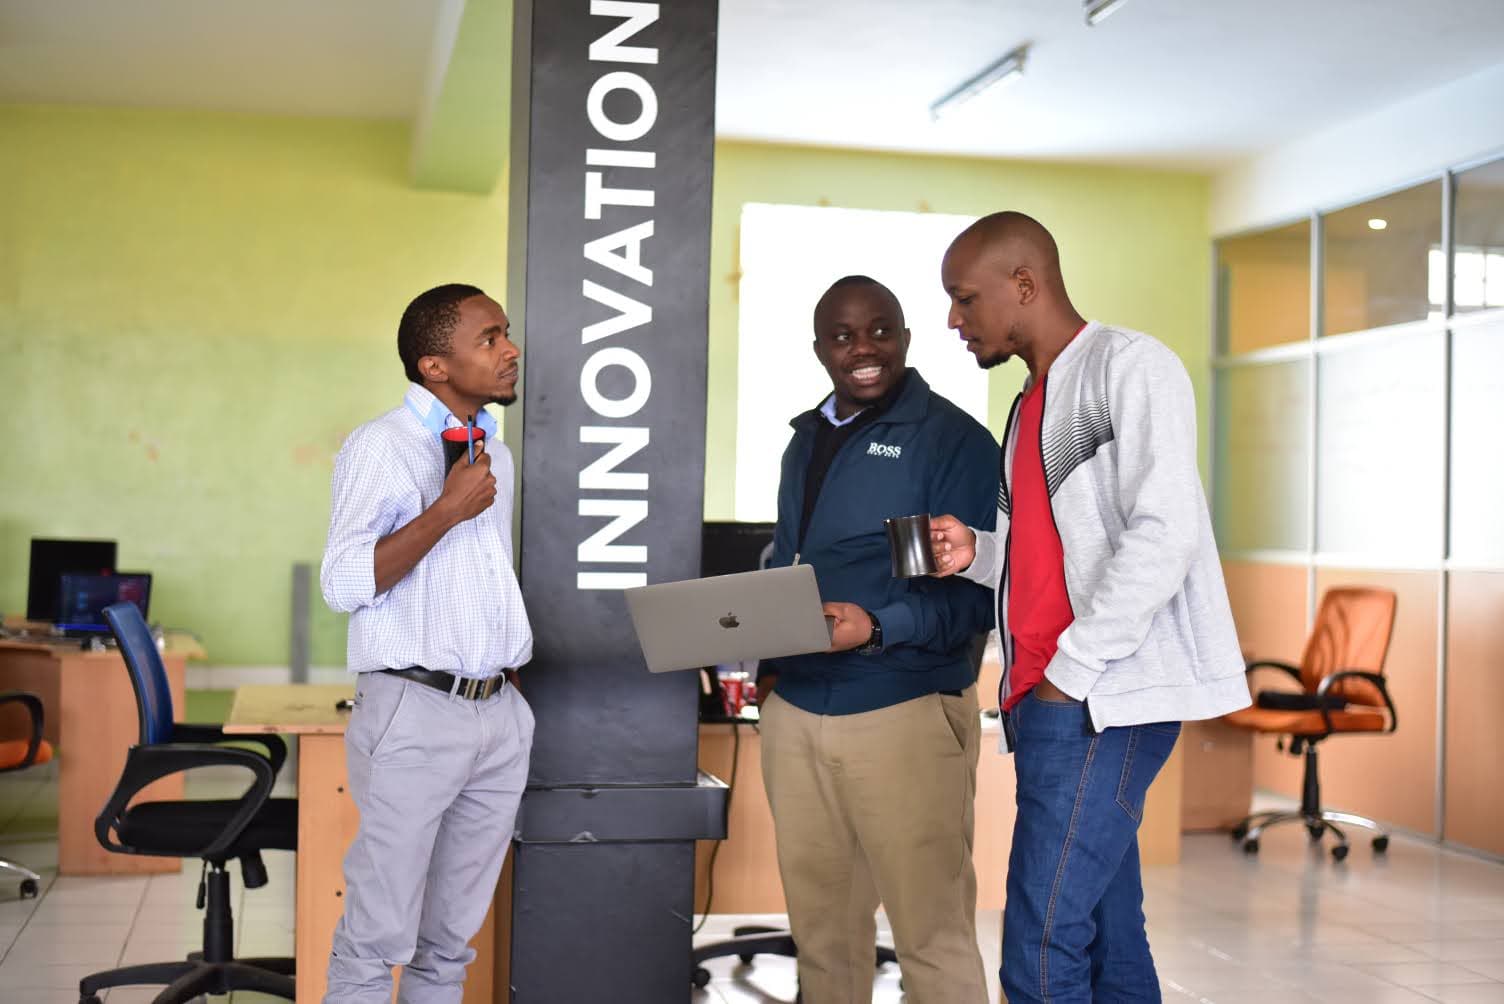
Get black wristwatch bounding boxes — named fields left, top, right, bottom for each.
left=856, top=611, right=883, bottom=655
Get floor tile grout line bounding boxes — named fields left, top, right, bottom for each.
left=6, top=867, right=57, bottom=958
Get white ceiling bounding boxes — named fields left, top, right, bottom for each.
left=3, top=0, right=1504, bottom=169
left=0, top=0, right=436, bottom=118
left=716, top=0, right=1504, bottom=167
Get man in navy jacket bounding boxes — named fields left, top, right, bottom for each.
left=756, top=275, right=999, bottom=1004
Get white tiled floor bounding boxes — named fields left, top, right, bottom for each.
left=3, top=753, right=1504, bottom=1003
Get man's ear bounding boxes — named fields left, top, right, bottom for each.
left=419, top=354, right=449, bottom=385
left=1015, top=267, right=1038, bottom=305
left=901, top=328, right=913, bottom=353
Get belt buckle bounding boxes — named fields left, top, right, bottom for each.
left=455, top=676, right=481, bottom=701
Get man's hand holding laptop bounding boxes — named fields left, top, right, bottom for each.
left=821, top=601, right=876, bottom=652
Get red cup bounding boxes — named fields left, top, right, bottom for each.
left=441, top=426, right=486, bottom=473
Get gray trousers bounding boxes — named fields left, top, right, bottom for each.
left=324, top=670, right=533, bottom=1004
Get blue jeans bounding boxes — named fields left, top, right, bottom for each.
left=1001, top=690, right=1181, bottom=1004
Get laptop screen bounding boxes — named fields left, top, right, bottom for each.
left=55, top=573, right=152, bottom=634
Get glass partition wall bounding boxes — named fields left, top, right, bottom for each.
left=1212, top=154, right=1504, bottom=858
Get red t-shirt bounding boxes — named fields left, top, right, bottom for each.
left=1004, top=377, right=1075, bottom=710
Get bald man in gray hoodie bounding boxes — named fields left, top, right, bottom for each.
left=930, top=212, right=1249, bottom=1004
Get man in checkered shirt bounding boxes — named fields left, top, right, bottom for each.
left=320, top=284, right=534, bottom=1004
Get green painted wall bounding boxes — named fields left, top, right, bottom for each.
left=0, top=105, right=509, bottom=667
left=410, top=0, right=512, bottom=193
left=705, top=141, right=1213, bottom=519
left=2, top=109, right=1210, bottom=667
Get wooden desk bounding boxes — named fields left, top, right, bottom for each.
left=0, top=638, right=188, bottom=875
left=694, top=704, right=1183, bottom=914
left=224, top=684, right=497, bottom=1004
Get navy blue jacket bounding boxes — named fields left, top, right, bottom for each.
left=764, top=369, right=999, bottom=715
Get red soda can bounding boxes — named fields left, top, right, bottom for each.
left=721, top=677, right=744, bottom=718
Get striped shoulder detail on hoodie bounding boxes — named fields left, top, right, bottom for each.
left=1043, top=398, right=1113, bottom=496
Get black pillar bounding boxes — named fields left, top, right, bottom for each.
left=505, top=3, right=723, bottom=1002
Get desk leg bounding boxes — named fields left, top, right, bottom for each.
left=1140, top=739, right=1185, bottom=867
left=58, top=653, right=186, bottom=875
left=295, top=734, right=355, bottom=1004
left=294, top=733, right=497, bottom=1004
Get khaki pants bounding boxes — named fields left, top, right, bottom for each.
left=760, top=688, right=987, bottom=1004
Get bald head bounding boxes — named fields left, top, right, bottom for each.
left=946, top=211, right=1066, bottom=296
left=941, top=211, right=1084, bottom=374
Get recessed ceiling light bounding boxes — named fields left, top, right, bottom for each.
left=930, top=44, right=1030, bottom=122
left=1368, top=218, right=1388, bottom=231
left=1084, top=0, right=1129, bottom=25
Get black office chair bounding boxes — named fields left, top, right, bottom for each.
left=78, top=602, right=299, bottom=1004
left=0, top=689, right=52, bottom=898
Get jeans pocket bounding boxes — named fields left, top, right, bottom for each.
left=1029, top=687, right=1081, bottom=707
left=1115, top=724, right=1180, bottom=823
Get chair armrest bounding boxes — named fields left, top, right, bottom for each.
left=0, top=691, right=45, bottom=771
left=171, top=723, right=287, bottom=776
left=95, top=743, right=275, bottom=861
left=1245, top=660, right=1302, bottom=683
left=1317, top=671, right=1398, bottom=733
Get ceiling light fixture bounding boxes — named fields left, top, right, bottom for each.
left=1084, top=0, right=1129, bottom=25
left=1368, top=218, right=1388, bottom=231
left=929, top=43, right=1030, bottom=121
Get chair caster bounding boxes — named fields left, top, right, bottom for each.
left=738, top=952, right=756, bottom=965
left=1306, top=823, right=1325, bottom=841
left=1242, top=838, right=1259, bottom=855
left=1372, top=835, right=1390, bottom=853
left=1331, top=843, right=1349, bottom=862
left=691, top=966, right=712, bottom=988
left=1230, top=824, right=1247, bottom=840
left=80, top=996, right=103, bottom=1004
left=18, top=878, right=38, bottom=899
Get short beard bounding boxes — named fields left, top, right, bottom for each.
left=978, top=351, right=1009, bottom=370
left=491, top=391, right=518, bottom=407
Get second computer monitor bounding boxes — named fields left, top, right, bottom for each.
left=26, top=538, right=118, bottom=623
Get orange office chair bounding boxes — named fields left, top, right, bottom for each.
left=1222, top=587, right=1398, bottom=862
left=0, top=690, right=54, bottom=898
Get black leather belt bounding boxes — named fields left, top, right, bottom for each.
left=381, top=666, right=506, bottom=701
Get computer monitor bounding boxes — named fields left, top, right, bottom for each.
left=54, top=572, right=152, bottom=635
left=26, top=538, right=118, bottom=622
left=700, top=521, right=775, bottom=578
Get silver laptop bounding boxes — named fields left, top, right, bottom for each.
left=624, top=564, right=832, bottom=673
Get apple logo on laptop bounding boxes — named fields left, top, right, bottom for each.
left=718, top=612, right=740, bottom=629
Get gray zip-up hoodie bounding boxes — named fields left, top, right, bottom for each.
left=963, top=321, right=1250, bottom=742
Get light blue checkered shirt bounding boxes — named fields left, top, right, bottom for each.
left=818, top=394, right=866, bottom=428
left=321, top=384, right=533, bottom=679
